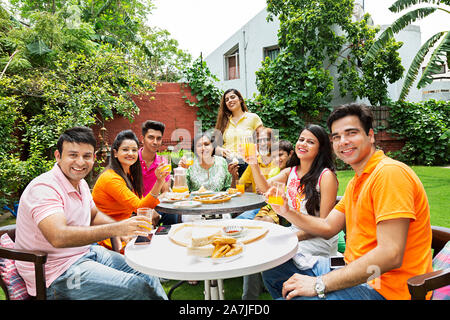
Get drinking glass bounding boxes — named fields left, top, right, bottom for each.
left=236, top=183, right=245, bottom=193
left=268, top=182, right=285, bottom=206
left=160, top=153, right=172, bottom=173
left=240, top=136, right=256, bottom=159
left=184, top=151, right=194, bottom=167
left=137, top=207, right=153, bottom=233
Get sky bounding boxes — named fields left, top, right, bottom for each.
left=146, top=0, right=450, bottom=59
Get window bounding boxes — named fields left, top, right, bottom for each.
left=263, top=46, right=280, bottom=61
left=225, top=46, right=240, bottom=80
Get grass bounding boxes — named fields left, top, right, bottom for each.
left=162, top=278, right=271, bottom=300
left=336, top=166, right=450, bottom=228
left=1, top=166, right=448, bottom=300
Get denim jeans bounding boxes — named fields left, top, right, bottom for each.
left=47, top=245, right=168, bottom=300
left=235, top=208, right=260, bottom=220
left=262, top=256, right=385, bottom=300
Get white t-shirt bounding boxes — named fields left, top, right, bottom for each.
left=285, top=166, right=338, bottom=268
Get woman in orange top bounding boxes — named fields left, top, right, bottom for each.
left=92, top=130, right=169, bottom=247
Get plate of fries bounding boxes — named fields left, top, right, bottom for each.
left=199, top=236, right=244, bottom=263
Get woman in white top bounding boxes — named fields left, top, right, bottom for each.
left=245, top=124, right=339, bottom=263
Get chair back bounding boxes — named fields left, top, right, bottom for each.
left=0, top=224, right=18, bottom=299
left=0, top=224, right=16, bottom=241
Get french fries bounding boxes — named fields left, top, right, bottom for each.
left=211, top=236, right=243, bottom=258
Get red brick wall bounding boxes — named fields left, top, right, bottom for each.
left=375, top=130, right=405, bottom=153
left=92, top=82, right=199, bottom=151
left=92, top=85, right=405, bottom=155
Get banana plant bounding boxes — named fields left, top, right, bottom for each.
left=363, top=0, right=450, bottom=100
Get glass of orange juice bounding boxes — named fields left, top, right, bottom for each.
left=160, top=153, right=172, bottom=173
left=236, top=183, right=245, bottom=193
left=184, top=151, right=194, bottom=167
left=268, top=182, right=285, bottom=206
left=136, top=207, right=153, bottom=233
left=240, top=136, right=256, bottom=159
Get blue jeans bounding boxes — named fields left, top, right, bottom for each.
left=235, top=208, right=260, bottom=220
left=262, top=256, right=385, bottom=300
left=47, top=245, right=168, bottom=300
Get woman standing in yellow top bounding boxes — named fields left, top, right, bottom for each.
left=214, top=88, right=263, bottom=176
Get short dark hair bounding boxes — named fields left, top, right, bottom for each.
left=278, top=140, right=293, bottom=154
left=327, top=103, right=374, bottom=135
left=142, top=120, right=165, bottom=137
left=56, top=126, right=96, bottom=154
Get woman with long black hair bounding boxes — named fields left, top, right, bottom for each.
left=92, top=130, right=169, bottom=249
left=244, top=124, right=339, bottom=257
left=239, top=124, right=339, bottom=299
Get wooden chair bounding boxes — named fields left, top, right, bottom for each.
left=0, top=224, right=47, bottom=300
left=0, top=224, right=120, bottom=300
left=407, top=225, right=450, bottom=300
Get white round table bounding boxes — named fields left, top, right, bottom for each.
left=125, top=219, right=298, bottom=300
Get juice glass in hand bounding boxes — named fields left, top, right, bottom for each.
left=184, top=151, right=194, bottom=167
left=160, top=154, right=172, bottom=173
left=136, top=207, right=153, bottom=233
left=268, top=182, right=285, bottom=206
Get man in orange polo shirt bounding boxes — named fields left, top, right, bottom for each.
left=263, top=103, right=433, bottom=300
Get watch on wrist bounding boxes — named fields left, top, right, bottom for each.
left=315, top=276, right=326, bottom=299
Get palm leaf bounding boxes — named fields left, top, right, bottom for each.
left=389, top=0, right=441, bottom=13
left=399, top=31, right=446, bottom=100
left=363, top=7, right=438, bottom=65
left=417, top=31, right=450, bottom=88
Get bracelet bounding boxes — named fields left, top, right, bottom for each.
left=150, top=192, right=159, bottom=198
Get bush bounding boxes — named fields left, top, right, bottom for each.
left=388, top=99, right=449, bottom=165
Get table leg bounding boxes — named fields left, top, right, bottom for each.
left=203, top=279, right=224, bottom=300
left=218, top=279, right=225, bottom=300
left=204, top=280, right=211, bottom=300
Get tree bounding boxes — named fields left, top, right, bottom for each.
left=7, top=0, right=192, bottom=81
left=254, top=0, right=404, bottom=141
left=0, top=1, right=188, bottom=207
left=363, top=0, right=450, bottom=100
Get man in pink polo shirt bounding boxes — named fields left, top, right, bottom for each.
left=14, top=127, right=167, bottom=300
left=140, top=120, right=178, bottom=225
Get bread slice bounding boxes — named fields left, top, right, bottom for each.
left=187, top=244, right=215, bottom=257
left=190, top=227, right=221, bottom=247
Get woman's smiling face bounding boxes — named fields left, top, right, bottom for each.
left=224, top=91, right=242, bottom=113
left=295, top=129, right=320, bottom=161
left=195, top=136, right=214, bottom=160
left=114, top=139, right=139, bottom=170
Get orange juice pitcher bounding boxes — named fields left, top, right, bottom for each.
left=172, top=167, right=189, bottom=193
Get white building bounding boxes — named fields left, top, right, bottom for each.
left=204, top=3, right=442, bottom=104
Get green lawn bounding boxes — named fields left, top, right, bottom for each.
left=336, top=166, right=450, bottom=228
left=1, top=166, right=448, bottom=300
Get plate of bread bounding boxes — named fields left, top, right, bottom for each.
left=168, top=222, right=269, bottom=248
left=190, top=185, right=215, bottom=196
left=182, top=226, right=244, bottom=263
left=160, top=192, right=190, bottom=203
left=197, top=237, right=245, bottom=263
left=192, top=193, right=231, bottom=204
left=226, top=188, right=241, bottom=195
